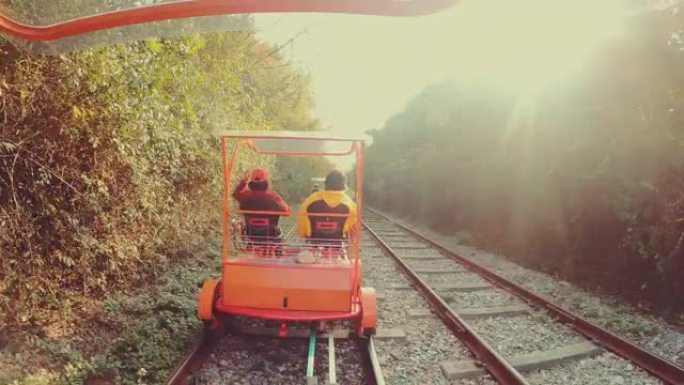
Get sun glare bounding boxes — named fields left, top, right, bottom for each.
left=449, top=0, right=626, bottom=91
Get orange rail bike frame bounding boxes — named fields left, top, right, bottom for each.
left=220, top=135, right=365, bottom=306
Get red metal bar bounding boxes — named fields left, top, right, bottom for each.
left=254, top=149, right=355, bottom=157
left=363, top=221, right=529, bottom=385
left=223, top=138, right=244, bottom=262
left=236, top=136, right=358, bottom=157
left=235, top=209, right=291, bottom=216
left=215, top=302, right=360, bottom=321
left=353, top=141, right=365, bottom=298
left=218, top=131, right=361, bottom=142
left=367, top=208, right=684, bottom=385
left=221, top=137, right=230, bottom=262
left=0, top=0, right=460, bottom=42
left=235, top=209, right=351, bottom=218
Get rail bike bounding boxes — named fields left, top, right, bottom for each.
left=198, top=130, right=376, bottom=337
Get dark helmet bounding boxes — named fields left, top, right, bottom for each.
left=249, top=168, right=270, bottom=191
left=324, top=170, right=346, bottom=191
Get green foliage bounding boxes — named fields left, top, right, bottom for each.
left=93, top=258, right=219, bottom=385
left=0, top=29, right=317, bottom=330
left=272, top=156, right=336, bottom=202
left=365, top=7, right=684, bottom=313
left=12, top=248, right=222, bottom=385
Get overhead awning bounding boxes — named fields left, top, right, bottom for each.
left=0, top=0, right=460, bottom=53
left=217, top=130, right=363, bottom=156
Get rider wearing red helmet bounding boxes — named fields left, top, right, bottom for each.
left=233, top=168, right=290, bottom=241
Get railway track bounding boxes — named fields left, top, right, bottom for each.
left=164, top=321, right=385, bottom=385
left=162, top=209, right=683, bottom=385
left=363, top=208, right=684, bottom=385
left=165, top=219, right=385, bottom=385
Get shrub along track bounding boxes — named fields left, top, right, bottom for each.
left=363, top=209, right=684, bottom=385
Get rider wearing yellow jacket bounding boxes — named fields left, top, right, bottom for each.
left=297, top=170, right=357, bottom=240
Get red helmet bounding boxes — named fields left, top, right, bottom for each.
left=251, top=168, right=268, bottom=182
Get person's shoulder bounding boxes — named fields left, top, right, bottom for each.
left=306, top=191, right=324, bottom=200
left=264, top=190, right=286, bottom=199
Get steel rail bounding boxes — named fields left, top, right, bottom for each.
left=363, top=221, right=530, bottom=385
left=328, top=335, right=338, bottom=385
left=367, top=208, right=684, bottom=385
left=166, top=323, right=386, bottom=385
left=164, top=327, right=218, bottom=385
left=367, top=336, right=387, bottom=385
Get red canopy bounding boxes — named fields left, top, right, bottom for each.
left=0, top=0, right=459, bottom=42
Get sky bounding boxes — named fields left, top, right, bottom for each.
left=253, top=0, right=626, bottom=142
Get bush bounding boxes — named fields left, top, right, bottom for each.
left=0, top=30, right=318, bottom=330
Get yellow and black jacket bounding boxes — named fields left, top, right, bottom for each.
left=297, top=190, right=357, bottom=239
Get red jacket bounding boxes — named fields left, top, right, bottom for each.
left=232, top=180, right=290, bottom=214
left=232, top=180, right=290, bottom=237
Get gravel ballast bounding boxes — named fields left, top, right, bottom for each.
left=197, top=329, right=367, bottom=385
left=365, top=213, right=684, bottom=385
left=380, top=211, right=684, bottom=367
left=468, top=314, right=585, bottom=356
left=446, top=290, right=521, bottom=309
left=362, top=230, right=485, bottom=385
left=396, top=251, right=449, bottom=259
left=199, top=333, right=311, bottom=385
left=526, top=352, right=664, bottom=385
left=402, top=258, right=464, bottom=271
left=422, top=272, right=491, bottom=287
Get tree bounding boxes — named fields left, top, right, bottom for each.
left=0, top=29, right=318, bottom=329
left=365, top=3, right=684, bottom=314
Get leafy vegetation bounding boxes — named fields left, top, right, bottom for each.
left=2, top=242, right=220, bottom=385
left=0, top=23, right=320, bottom=382
left=365, top=7, right=684, bottom=316
left=272, top=156, right=336, bottom=202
